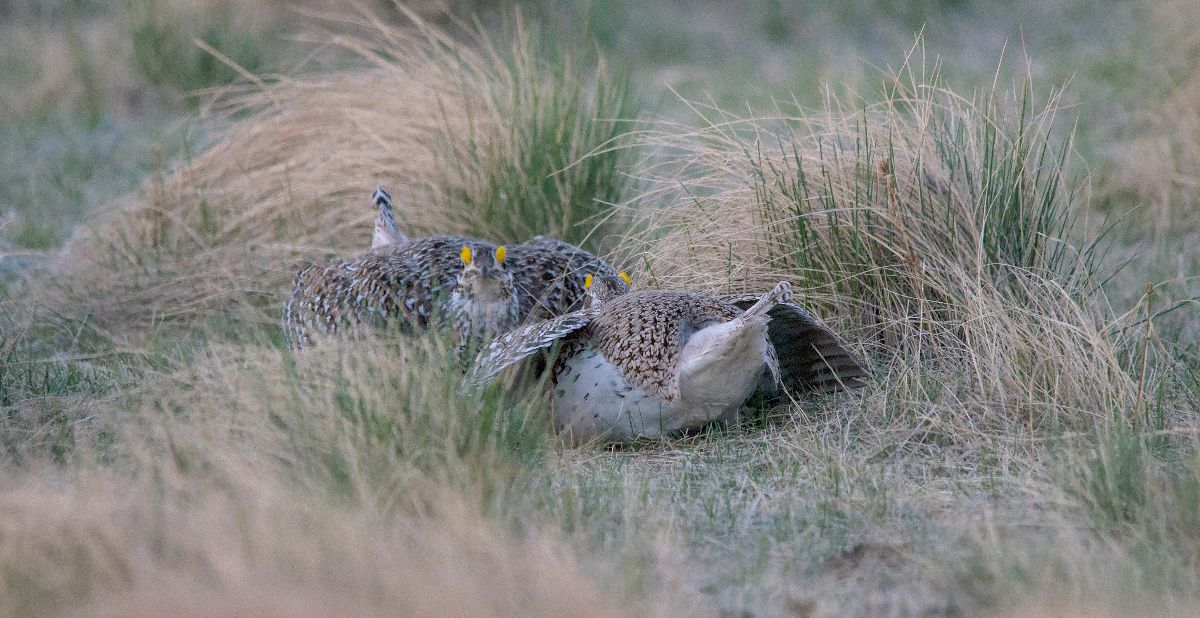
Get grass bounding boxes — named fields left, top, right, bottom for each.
left=621, top=57, right=1142, bottom=438
left=434, top=19, right=640, bottom=250
left=17, top=7, right=638, bottom=343
left=126, top=0, right=279, bottom=100
left=1, top=0, right=1199, bottom=616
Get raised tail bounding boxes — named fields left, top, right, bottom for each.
left=725, top=288, right=868, bottom=397
left=371, top=186, right=406, bottom=248
left=763, top=304, right=868, bottom=395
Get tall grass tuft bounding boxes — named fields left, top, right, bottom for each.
left=33, top=7, right=637, bottom=343
left=622, top=54, right=1142, bottom=431
left=435, top=20, right=639, bottom=249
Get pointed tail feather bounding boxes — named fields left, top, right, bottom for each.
left=765, top=303, right=867, bottom=395
left=371, top=186, right=406, bottom=247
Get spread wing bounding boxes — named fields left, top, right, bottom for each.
left=724, top=295, right=868, bottom=397
left=464, top=308, right=600, bottom=390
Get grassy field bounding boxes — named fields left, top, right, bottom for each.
left=2, top=1, right=1199, bottom=615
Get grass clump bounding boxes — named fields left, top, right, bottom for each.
left=33, top=7, right=637, bottom=344
left=4, top=5, right=1199, bottom=617
left=436, top=20, right=639, bottom=249
left=623, top=53, right=1138, bottom=432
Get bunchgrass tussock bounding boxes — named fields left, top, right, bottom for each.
left=621, top=50, right=1145, bottom=433
left=140, top=331, right=551, bottom=505
left=431, top=17, right=640, bottom=250
left=602, top=44, right=1200, bottom=611
left=4, top=6, right=1200, bottom=617
left=33, top=6, right=637, bottom=344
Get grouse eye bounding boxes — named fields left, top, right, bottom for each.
left=618, top=272, right=631, bottom=286
left=584, top=274, right=594, bottom=289
left=460, top=245, right=473, bottom=265
left=494, top=245, right=506, bottom=264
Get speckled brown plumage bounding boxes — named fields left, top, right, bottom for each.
left=358, top=205, right=618, bottom=321
left=581, top=272, right=630, bottom=309
left=466, top=284, right=794, bottom=442
left=283, top=235, right=498, bottom=349
left=449, top=245, right=520, bottom=354
left=565, top=278, right=867, bottom=397
left=577, top=291, right=742, bottom=400
left=506, top=236, right=620, bottom=320
left=468, top=289, right=750, bottom=395
left=284, top=233, right=616, bottom=349
left=467, top=282, right=868, bottom=401
left=285, top=187, right=621, bottom=350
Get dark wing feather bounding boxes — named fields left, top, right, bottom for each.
left=724, top=295, right=868, bottom=397
left=464, top=308, right=600, bottom=389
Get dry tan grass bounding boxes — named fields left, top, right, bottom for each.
left=1109, top=0, right=1200, bottom=228
left=5, top=6, right=1199, bottom=617
left=34, top=7, right=629, bottom=341
left=0, top=18, right=176, bottom=120
left=1113, top=67, right=1200, bottom=238
left=0, top=472, right=630, bottom=617
left=0, top=336, right=679, bottom=616
left=0, top=0, right=296, bottom=119
left=43, top=14, right=489, bottom=335
left=1, top=9, right=656, bottom=607
left=1097, top=0, right=1200, bottom=356
left=617, top=64, right=1153, bottom=434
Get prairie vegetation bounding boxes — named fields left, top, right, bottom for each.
left=1, top=1, right=1198, bottom=616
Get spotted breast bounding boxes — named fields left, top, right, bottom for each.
left=283, top=235, right=501, bottom=349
